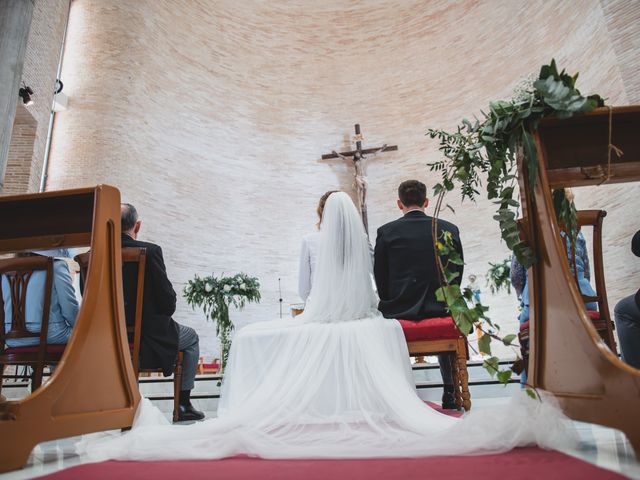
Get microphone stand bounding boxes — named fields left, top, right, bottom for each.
left=278, top=278, right=283, bottom=319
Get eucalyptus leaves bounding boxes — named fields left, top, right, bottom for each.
left=183, top=273, right=261, bottom=372
left=427, top=60, right=604, bottom=384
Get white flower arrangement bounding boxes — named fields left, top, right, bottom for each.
left=183, top=273, right=261, bottom=371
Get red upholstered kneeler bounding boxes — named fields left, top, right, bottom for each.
left=398, top=317, right=471, bottom=411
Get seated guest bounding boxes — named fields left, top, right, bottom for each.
left=120, top=203, right=204, bottom=421
left=513, top=225, right=599, bottom=385
left=514, top=229, right=598, bottom=327
left=298, top=190, right=338, bottom=303
left=374, top=180, right=464, bottom=409
left=614, top=229, right=640, bottom=369
left=2, top=249, right=79, bottom=347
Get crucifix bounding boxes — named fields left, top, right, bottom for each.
left=322, top=124, right=398, bottom=236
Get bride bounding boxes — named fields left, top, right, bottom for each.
left=83, top=192, right=575, bottom=460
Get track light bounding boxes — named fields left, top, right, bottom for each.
left=54, top=79, right=63, bottom=94
left=19, top=86, right=34, bottom=106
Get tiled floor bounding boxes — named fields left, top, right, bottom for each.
left=1, top=363, right=638, bottom=479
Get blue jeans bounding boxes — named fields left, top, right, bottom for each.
left=614, top=295, right=640, bottom=369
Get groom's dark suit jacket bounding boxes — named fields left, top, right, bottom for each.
left=122, top=234, right=179, bottom=375
left=374, top=211, right=464, bottom=320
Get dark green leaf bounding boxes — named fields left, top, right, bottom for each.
left=478, top=334, right=492, bottom=355
left=497, top=369, right=513, bottom=384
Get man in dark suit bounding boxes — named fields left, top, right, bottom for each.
left=374, top=180, right=464, bottom=409
left=121, top=203, right=204, bottom=421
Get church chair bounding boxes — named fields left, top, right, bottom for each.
left=198, top=357, right=220, bottom=375
left=0, top=186, right=141, bottom=473
left=571, top=210, right=616, bottom=351
left=0, top=255, right=64, bottom=395
left=398, top=317, right=471, bottom=411
left=75, top=248, right=184, bottom=422
left=518, top=209, right=617, bottom=378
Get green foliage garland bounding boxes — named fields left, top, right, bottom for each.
left=486, top=257, right=512, bottom=295
left=183, top=273, right=261, bottom=372
left=427, top=60, right=604, bottom=384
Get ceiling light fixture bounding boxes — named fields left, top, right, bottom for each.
left=19, top=85, right=34, bottom=106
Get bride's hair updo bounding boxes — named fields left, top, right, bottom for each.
left=316, top=190, right=339, bottom=229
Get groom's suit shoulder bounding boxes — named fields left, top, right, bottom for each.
left=377, top=216, right=413, bottom=234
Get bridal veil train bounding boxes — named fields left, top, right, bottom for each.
left=81, top=192, right=576, bottom=461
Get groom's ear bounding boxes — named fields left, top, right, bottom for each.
left=423, top=199, right=429, bottom=210
left=397, top=199, right=404, bottom=210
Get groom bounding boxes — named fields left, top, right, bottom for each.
left=374, top=180, right=464, bottom=409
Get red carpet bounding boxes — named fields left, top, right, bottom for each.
left=39, top=448, right=623, bottom=480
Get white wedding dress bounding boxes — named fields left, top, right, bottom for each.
left=81, top=192, right=576, bottom=461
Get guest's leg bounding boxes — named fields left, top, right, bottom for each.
left=614, top=295, right=640, bottom=369
left=518, top=307, right=529, bottom=386
left=175, top=324, right=204, bottom=421
left=177, top=324, right=199, bottom=392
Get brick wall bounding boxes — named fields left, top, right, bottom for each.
left=2, top=0, right=69, bottom=196
left=47, top=0, right=640, bottom=358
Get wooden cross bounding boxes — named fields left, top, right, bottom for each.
left=322, top=124, right=398, bottom=235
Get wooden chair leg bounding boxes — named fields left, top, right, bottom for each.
left=173, top=352, right=184, bottom=423
left=456, top=339, right=471, bottom=411
left=31, top=365, right=43, bottom=393
left=449, top=352, right=463, bottom=410
left=0, top=364, right=4, bottom=397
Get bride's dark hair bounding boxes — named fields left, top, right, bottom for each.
left=316, top=190, right=339, bottom=229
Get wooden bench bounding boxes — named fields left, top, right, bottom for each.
left=0, top=185, right=140, bottom=473
left=519, top=106, right=640, bottom=454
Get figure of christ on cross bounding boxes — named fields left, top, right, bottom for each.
left=321, top=124, right=398, bottom=236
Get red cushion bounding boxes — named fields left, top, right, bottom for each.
left=4, top=344, right=66, bottom=354
left=202, top=363, right=220, bottom=370
left=587, top=310, right=600, bottom=321
left=398, top=317, right=462, bottom=342
left=520, top=320, right=530, bottom=332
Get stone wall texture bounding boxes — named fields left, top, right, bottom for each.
left=3, top=0, right=69, bottom=195
left=47, top=0, right=640, bottom=358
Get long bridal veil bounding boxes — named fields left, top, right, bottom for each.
left=80, top=192, right=576, bottom=462
left=299, top=191, right=378, bottom=323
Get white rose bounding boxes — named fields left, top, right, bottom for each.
left=240, top=283, right=246, bottom=290
left=223, top=285, right=232, bottom=292
left=205, top=283, right=213, bottom=293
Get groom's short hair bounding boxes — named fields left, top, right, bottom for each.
left=398, top=180, right=427, bottom=207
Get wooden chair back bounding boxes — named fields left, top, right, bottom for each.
left=75, top=248, right=146, bottom=375
left=0, top=256, right=54, bottom=348
left=0, top=185, right=140, bottom=473
left=0, top=256, right=55, bottom=391
left=519, top=106, right=640, bottom=454
left=573, top=210, right=616, bottom=350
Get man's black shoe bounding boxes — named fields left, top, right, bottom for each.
left=177, top=403, right=205, bottom=422
left=442, top=385, right=459, bottom=410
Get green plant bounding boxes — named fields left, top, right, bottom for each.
left=183, top=273, right=261, bottom=372
left=427, top=60, right=603, bottom=387
left=486, top=257, right=512, bottom=295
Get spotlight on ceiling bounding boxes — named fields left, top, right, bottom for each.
left=54, top=79, right=63, bottom=95
left=19, top=86, right=34, bottom=106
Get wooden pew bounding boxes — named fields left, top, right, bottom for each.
left=0, top=185, right=140, bottom=473
left=519, top=106, right=640, bottom=454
